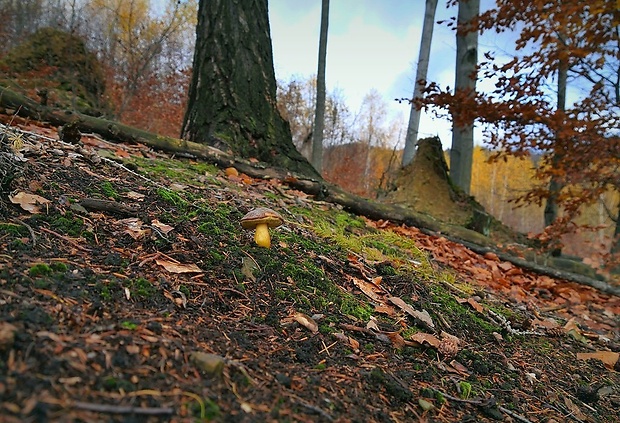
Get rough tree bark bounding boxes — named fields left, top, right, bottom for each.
left=401, top=0, right=438, bottom=167
left=181, top=0, right=319, bottom=179
left=311, top=0, right=330, bottom=174
left=450, top=0, right=479, bottom=195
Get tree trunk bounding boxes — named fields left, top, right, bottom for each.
left=544, top=37, right=568, bottom=256
left=181, top=0, right=319, bottom=179
left=401, top=0, right=438, bottom=167
left=611, top=201, right=620, bottom=255
left=311, top=0, right=330, bottom=174
left=450, top=0, right=479, bottom=195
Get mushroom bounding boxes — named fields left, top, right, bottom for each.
left=240, top=207, right=283, bottom=248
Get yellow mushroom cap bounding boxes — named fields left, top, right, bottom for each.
left=240, top=207, right=283, bottom=229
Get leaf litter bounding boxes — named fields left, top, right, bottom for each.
left=0, top=116, right=619, bottom=422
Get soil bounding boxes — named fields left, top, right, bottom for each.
left=0, top=114, right=619, bottom=422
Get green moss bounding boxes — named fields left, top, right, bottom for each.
left=8, top=239, right=28, bottom=251
left=102, top=376, right=135, bottom=392
left=34, top=278, right=51, bottom=289
left=99, top=181, right=120, bottom=200
left=459, top=381, right=472, bottom=399
left=97, top=282, right=112, bottom=301
left=130, top=157, right=219, bottom=186
left=49, top=212, right=85, bottom=237
left=29, top=263, right=52, bottom=277
left=50, top=262, right=68, bottom=272
left=126, top=277, right=157, bottom=299
left=179, top=285, right=190, bottom=297
left=157, top=188, right=187, bottom=209
left=120, top=321, right=138, bottom=330
left=0, top=223, right=29, bottom=236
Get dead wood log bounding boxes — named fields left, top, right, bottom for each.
left=1, top=85, right=618, bottom=297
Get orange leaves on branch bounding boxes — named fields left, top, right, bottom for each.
left=424, top=0, right=620, bottom=258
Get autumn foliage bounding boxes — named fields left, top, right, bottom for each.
left=421, top=0, right=620, bottom=262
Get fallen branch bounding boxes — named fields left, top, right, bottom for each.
left=73, top=401, right=174, bottom=415
left=39, top=226, right=91, bottom=253
left=2, top=85, right=617, bottom=297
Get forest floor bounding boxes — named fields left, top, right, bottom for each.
left=0, top=114, right=619, bottom=423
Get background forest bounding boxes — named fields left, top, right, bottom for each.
left=0, top=0, right=618, bottom=264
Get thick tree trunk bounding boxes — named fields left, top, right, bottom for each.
left=311, top=0, right=330, bottom=174
left=181, top=0, right=318, bottom=178
left=450, top=0, right=479, bottom=195
left=401, top=0, right=438, bottom=167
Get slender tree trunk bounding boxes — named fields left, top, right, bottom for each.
left=611, top=200, right=620, bottom=255
left=312, top=0, right=330, bottom=174
left=544, top=37, right=568, bottom=255
left=181, top=0, right=318, bottom=178
left=402, top=0, right=438, bottom=167
left=450, top=0, right=479, bottom=195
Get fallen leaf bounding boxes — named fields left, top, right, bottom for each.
left=388, top=297, right=435, bottom=329
left=9, top=192, right=51, bottom=213
left=563, top=397, right=587, bottom=421
left=576, top=351, right=619, bottom=369
left=418, top=398, right=435, bottom=411
left=410, top=333, right=441, bottom=348
left=293, top=312, right=319, bottom=334
left=0, top=322, right=17, bottom=351
left=241, top=257, right=258, bottom=282
left=156, top=259, right=202, bottom=274
left=457, top=297, right=484, bottom=313
left=190, top=352, right=225, bottom=377
left=58, top=377, right=82, bottom=385
left=348, top=336, right=360, bottom=351
left=126, top=345, right=140, bottom=354
left=385, top=331, right=406, bottom=349
left=350, top=276, right=383, bottom=302
left=151, top=219, right=174, bottom=234
left=125, top=191, right=145, bottom=200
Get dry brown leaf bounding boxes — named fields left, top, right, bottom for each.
left=350, top=276, right=383, bottom=302
left=385, top=331, right=406, bottom=349
left=151, top=219, right=174, bottom=234
left=348, top=336, right=360, bottom=351
left=293, top=312, right=319, bottom=334
left=576, top=351, right=619, bottom=369
left=119, top=218, right=149, bottom=240
left=456, top=297, right=484, bottom=313
left=155, top=259, right=202, bottom=274
left=388, top=296, right=435, bottom=329
left=126, top=345, right=140, bottom=354
left=9, top=192, right=51, bottom=213
left=374, top=304, right=396, bottom=316
left=410, top=332, right=441, bottom=348
left=563, top=397, right=587, bottom=421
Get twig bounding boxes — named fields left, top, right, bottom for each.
left=498, top=406, right=535, bottom=423
left=431, top=388, right=533, bottom=423
left=291, top=396, right=333, bottom=421
left=73, top=401, right=174, bottom=415
left=39, top=226, right=91, bottom=252
left=10, top=218, right=36, bottom=246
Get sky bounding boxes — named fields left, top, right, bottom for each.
left=268, top=0, right=508, bottom=149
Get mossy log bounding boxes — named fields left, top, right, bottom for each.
left=1, top=85, right=618, bottom=297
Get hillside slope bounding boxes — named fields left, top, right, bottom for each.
left=0, top=115, right=618, bottom=422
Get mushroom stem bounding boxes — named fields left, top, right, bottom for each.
left=254, top=223, right=271, bottom=248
